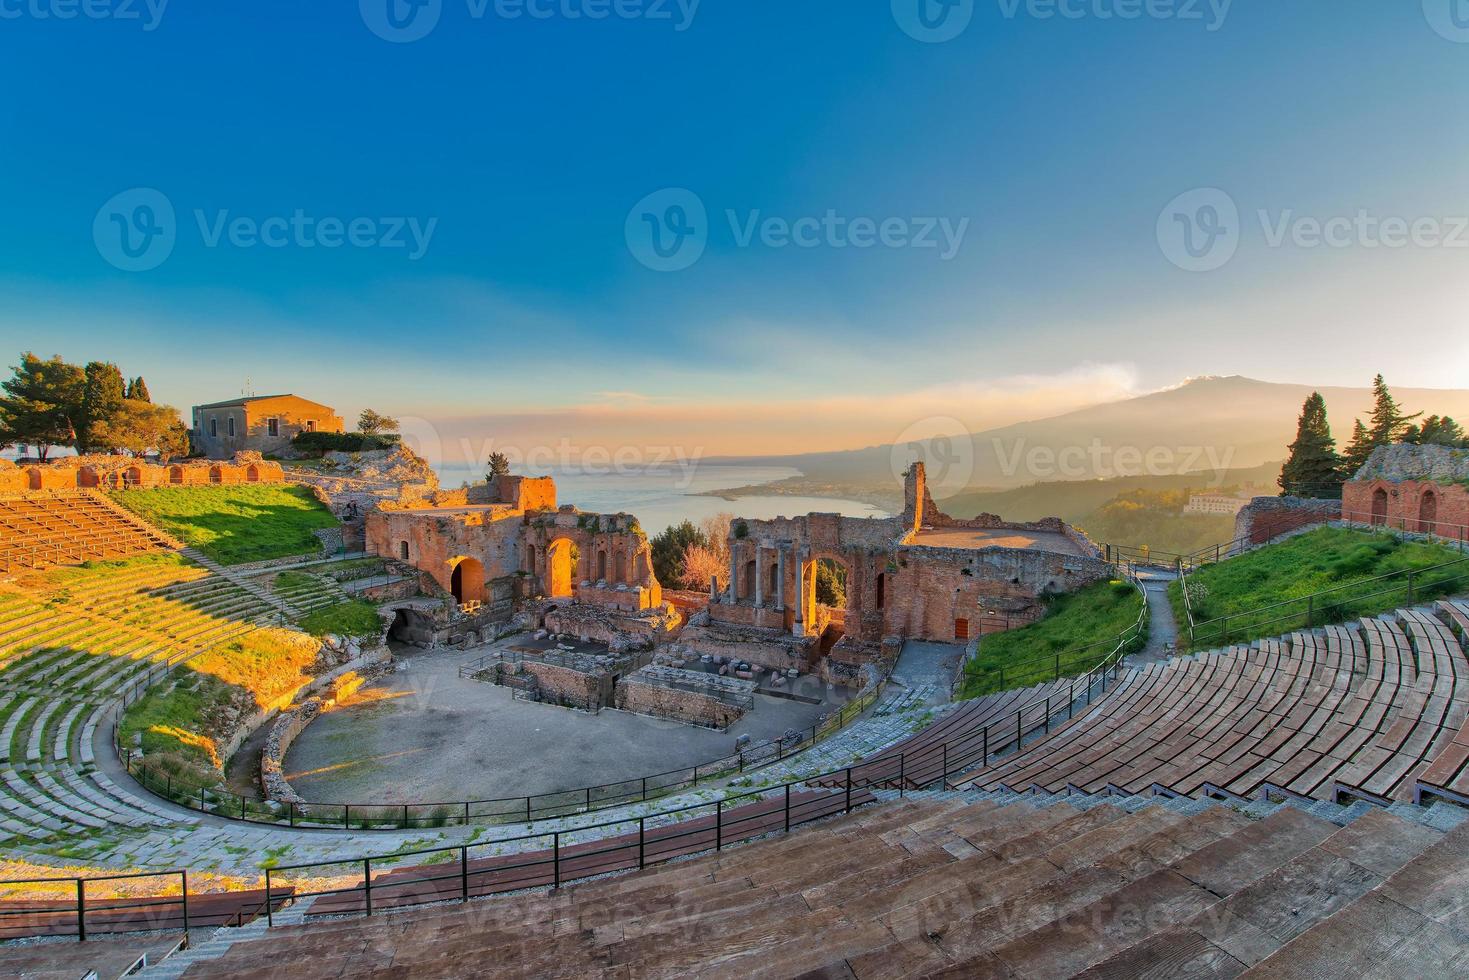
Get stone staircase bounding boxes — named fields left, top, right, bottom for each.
left=178, top=547, right=297, bottom=620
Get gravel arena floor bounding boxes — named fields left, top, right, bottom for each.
left=282, top=643, right=853, bottom=804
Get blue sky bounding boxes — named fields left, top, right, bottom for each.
left=1, top=0, right=1467, bottom=461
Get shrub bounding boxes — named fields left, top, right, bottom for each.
left=290, top=431, right=401, bottom=455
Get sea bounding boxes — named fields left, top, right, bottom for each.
left=431, top=462, right=891, bottom=535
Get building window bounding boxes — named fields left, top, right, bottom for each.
left=267, top=418, right=280, bottom=438
left=306, top=419, right=318, bottom=432
left=209, top=417, right=218, bottom=438
left=226, top=416, right=236, bottom=438
left=399, top=541, right=410, bottom=560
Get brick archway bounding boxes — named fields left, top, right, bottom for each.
left=1371, top=487, right=1389, bottom=526
left=545, top=538, right=575, bottom=598
left=1420, top=490, right=1438, bottom=535
left=448, top=556, right=485, bottom=604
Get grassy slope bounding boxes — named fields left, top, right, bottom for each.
left=1171, top=527, right=1467, bottom=649
left=114, top=484, right=338, bottom=565
left=959, top=578, right=1146, bottom=699
left=298, top=600, right=383, bottom=638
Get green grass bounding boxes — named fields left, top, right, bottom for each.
left=959, top=579, right=1146, bottom=699
left=114, top=484, right=339, bottom=565
left=298, top=599, right=383, bottom=638
left=1171, top=526, right=1468, bottom=649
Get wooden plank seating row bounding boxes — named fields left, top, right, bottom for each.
left=0, top=886, right=293, bottom=940
left=0, top=493, right=171, bottom=573
left=299, top=788, right=875, bottom=918
left=956, top=606, right=1469, bottom=805
left=172, top=789, right=1468, bottom=979
left=809, top=675, right=1084, bottom=791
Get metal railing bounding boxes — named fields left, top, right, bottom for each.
left=0, top=870, right=191, bottom=943
left=9, top=638, right=1137, bottom=942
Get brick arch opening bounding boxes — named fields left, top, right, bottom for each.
left=1419, top=489, right=1438, bottom=535
left=545, top=538, right=576, bottom=599
left=1371, top=487, right=1389, bottom=525
left=448, top=556, right=485, bottom=605
left=169, top=465, right=185, bottom=485
left=246, top=464, right=261, bottom=483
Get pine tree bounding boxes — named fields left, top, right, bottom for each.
left=78, top=361, right=126, bottom=452
left=1339, top=418, right=1374, bottom=479
left=125, top=376, right=151, bottom=402
left=1366, top=374, right=1420, bottom=446
left=0, top=353, right=85, bottom=458
left=1278, top=392, right=1342, bottom=498
left=1404, top=415, right=1466, bottom=447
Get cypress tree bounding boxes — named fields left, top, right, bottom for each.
left=1279, top=392, right=1342, bottom=498
left=1366, top=374, right=1420, bottom=446
left=1339, top=418, right=1374, bottom=479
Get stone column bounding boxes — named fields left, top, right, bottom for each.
left=754, top=543, right=764, bottom=607
left=727, top=541, right=739, bottom=603
left=793, top=550, right=806, bottom=636
left=775, top=546, right=786, bottom=611
left=710, top=573, right=719, bottom=604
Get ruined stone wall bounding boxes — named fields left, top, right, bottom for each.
left=514, top=660, right=606, bottom=710
left=614, top=678, right=747, bottom=731
left=1342, top=480, right=1469, bottom=538
left=5, top=455, right=284, bottom=492
left=885, top=545, right=1111, bottom=642
left=1232, top=496, right=1342, bottom=549
left=366, top=505, right=523, bottom=601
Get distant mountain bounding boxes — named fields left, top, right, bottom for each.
left=718, top=376, right=1469, bottom=492
left=937, top=461, right=1285, bottom=524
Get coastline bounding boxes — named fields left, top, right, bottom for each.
left=692, top=475, right=904, bottom=512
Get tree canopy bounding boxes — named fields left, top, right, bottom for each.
left=357, top=409, right=399, bottom=436
left=0, top=352, right=185, bottom=458
left=1278, top=391, right=1342, bottom=498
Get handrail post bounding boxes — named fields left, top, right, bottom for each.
left=715, top=800, right=723, bottom=851
left=941, top=742, right=948, bottom=787
left=784, top=784, right=791, bottom=832
left=982, top=727, right=988, bottom=766
left=76, top=878, right=85, bottom=942
left=638, top=817, right=646, bottom=869
left=845, top=767, right=852, bottom=812
left=553, top=832, right=561, bottom=888
left=461, top=845, right=469, bottom=901
left=265, top=868, right=273, bottom=927
left=364, top=858, right=372, bottom=916
left=181, top=870, right=190, bottom=936
left=899, top=754, right=905, bottom=798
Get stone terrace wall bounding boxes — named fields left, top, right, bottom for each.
left=1232, top=496, right=1342, bottom=549
left=0, top=455, right=284, bottom=493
